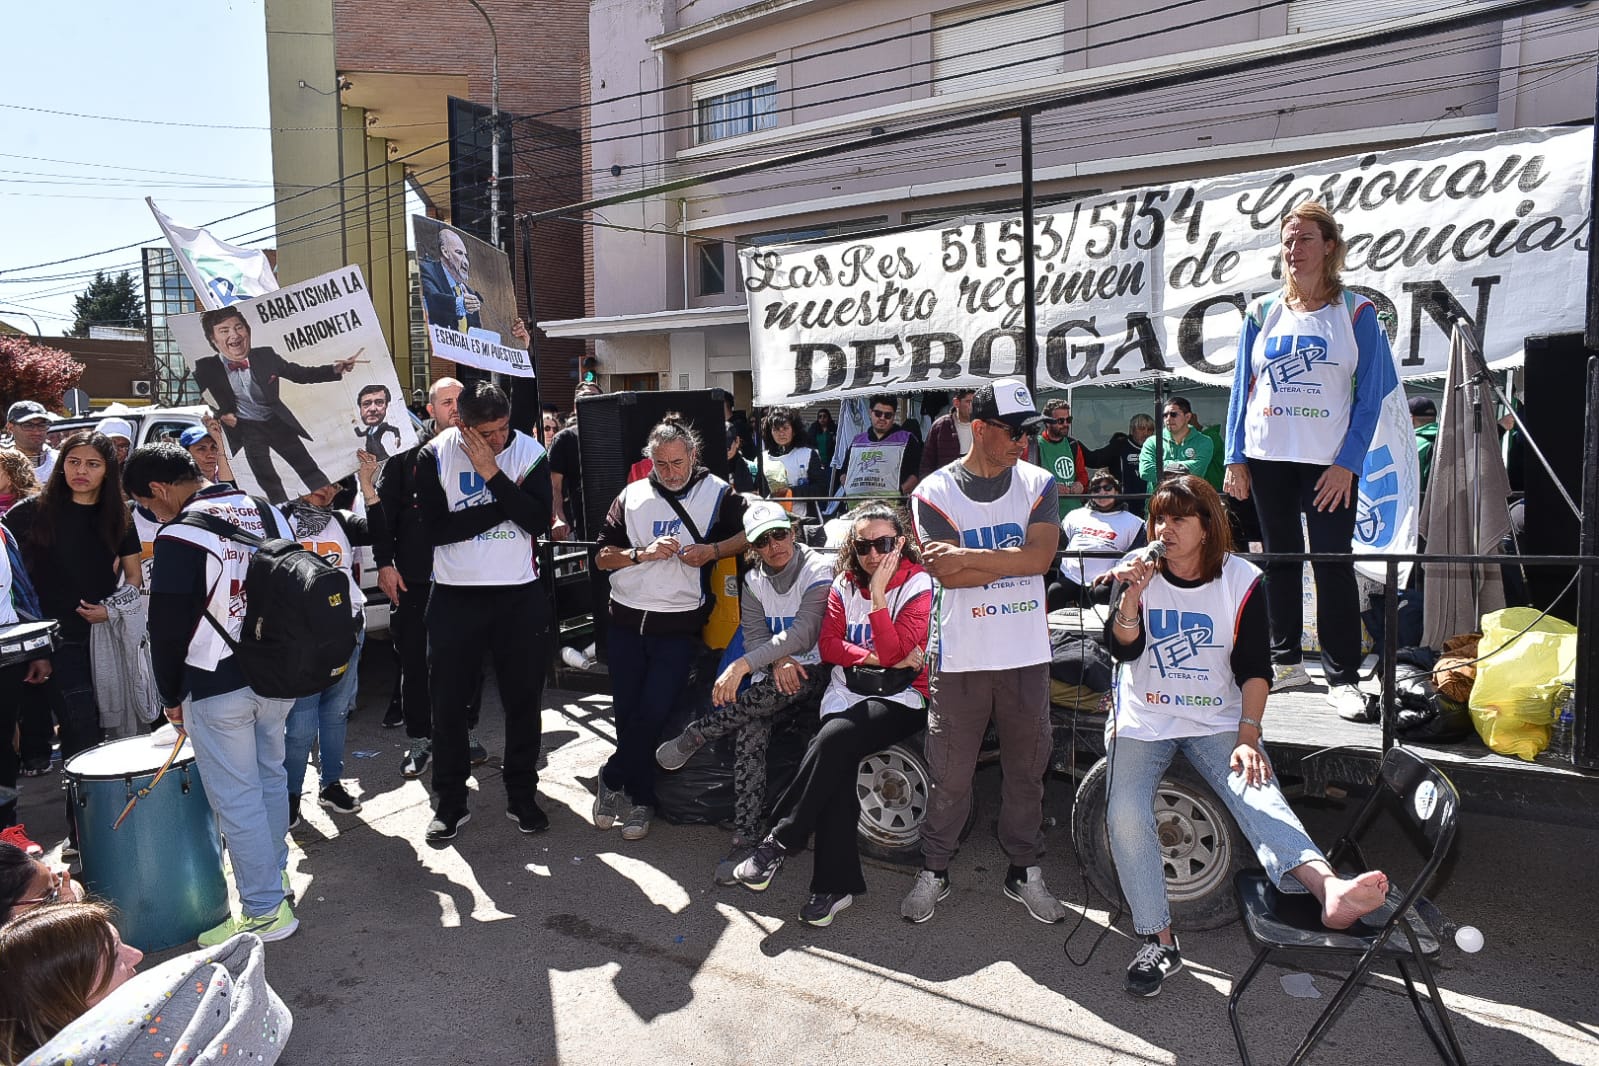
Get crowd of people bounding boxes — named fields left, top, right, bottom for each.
left=0, top=200, right=1417, bottom=1052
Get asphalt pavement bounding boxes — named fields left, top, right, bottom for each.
left=12, top=649, right=1599, bottom=1065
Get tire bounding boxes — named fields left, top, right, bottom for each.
left=856, top=735, right=977, bottom=865
left=1070, top=755, right=1249, bottom=931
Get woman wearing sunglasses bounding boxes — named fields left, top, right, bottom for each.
left=730, top=501, right=933, bottom=927
left=1051, top=470, right=1147, bottom=610
left=1136, top=396, right=1214, bottom=498
left=656, top=500, right=834, bottom=879
left=1, top=841, right=84, bottom=924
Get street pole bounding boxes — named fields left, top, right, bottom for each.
left=466, top=0, right=500, bottom=249
left=1020, top=110, right=1038, bottom=396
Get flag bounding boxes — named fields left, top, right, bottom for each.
left=147, top=198, right=278, bottom=310
left=1353, top=332, right=1421, bottom=590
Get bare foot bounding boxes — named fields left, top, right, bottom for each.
left=1322, top=870, right=1390, bottom=929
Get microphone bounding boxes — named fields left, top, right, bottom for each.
left=1133, top=540, right=1166, bottom=566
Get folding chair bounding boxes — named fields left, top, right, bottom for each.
left=1228, top=747, right=1467, bottom=1066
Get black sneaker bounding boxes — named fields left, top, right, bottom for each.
left=732, top=835, right=786, bottom=891
left=506, top=801, right=550, bottom=834
left=381, top=701, right=405, bottom=729
left=318, top=782, right=362, bottom=814
left=1125, top=935, right=1183, bottom=997
left=798, top=893, right=853, bottom=927
left=288, top=794, right=302, bottom=831
left=401, top=741, right=431, bottom=779
left=426, top=805, right=471, bottom=842
left=469, top=734, right=489, bottom=767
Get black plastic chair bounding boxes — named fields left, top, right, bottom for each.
left=1228, top=747, right=1467, bottom=1066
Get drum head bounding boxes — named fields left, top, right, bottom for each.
left=65, top=734, right=190, bottom=780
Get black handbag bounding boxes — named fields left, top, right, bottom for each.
left=843, top=664, right=918, bottom=697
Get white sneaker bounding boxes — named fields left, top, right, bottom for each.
left=1272, top=662, right=1313, bottom=691
left=1328, top=683, right=1375, bottom=722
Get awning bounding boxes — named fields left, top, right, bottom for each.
left=539, top=305, right=747, bottom=340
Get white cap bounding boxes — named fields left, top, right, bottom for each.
left=743, top=498, right=792, bottom=543
left=95, top=417, right=134, bottom=442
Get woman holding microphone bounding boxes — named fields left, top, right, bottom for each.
left=1102, top=475, right=1389, bottom=997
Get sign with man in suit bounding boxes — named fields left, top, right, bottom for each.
left=412, top=216, right=534, bottom=378
left=171, top=265, right=417, bottom=502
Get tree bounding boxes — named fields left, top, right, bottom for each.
left=0, top=336, right=84, bottom=414
left=69, top=270, right=145, bottom=337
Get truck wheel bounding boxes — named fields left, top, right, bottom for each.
left=857, top=736, right=977, bottom=865
left=1070, top=756, right=1248, bottom=930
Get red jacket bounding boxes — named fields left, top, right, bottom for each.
left=818, top=558, right=933, bottom=700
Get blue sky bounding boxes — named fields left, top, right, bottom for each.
left=0, top=1, right=277, bottom=336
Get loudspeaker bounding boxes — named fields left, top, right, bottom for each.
left=1520, top=332, right=1587, bottom=622
left=576, top=389, right=729, bottom=662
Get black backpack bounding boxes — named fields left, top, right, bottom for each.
left=176, top=506, right=359, bottom=700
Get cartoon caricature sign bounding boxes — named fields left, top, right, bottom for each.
left=170, top=265, right=417, bottom=503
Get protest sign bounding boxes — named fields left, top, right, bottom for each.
left=169, top=265, right=416, bottom=503
left=148, top=198, right=278, bottom=310
left=412, top=216, right=533, bottom=377
left=741, top=125, right=1591, bottom=406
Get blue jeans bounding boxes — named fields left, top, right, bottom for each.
left=1106, top=730, right=1323, bottom=935
left=184, top=686, right=292, bottom=919
left=284, top=629, right=364, bottom=796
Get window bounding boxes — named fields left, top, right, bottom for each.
left=1288, top=0, right=1455, bottom=32
left=697, top=241, right=726, bottom=296
left=693, top=67, right=778, bottom=144
left=932, top=0, right=1067, bottom=97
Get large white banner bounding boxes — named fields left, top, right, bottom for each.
left=170, top=266, right=417, bottom=503
left=742, top=126, right=1591, bottom=406
left=147, top=198, right=278, bottom=311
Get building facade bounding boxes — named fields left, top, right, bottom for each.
left=548, top=0, right=1598, bottom=409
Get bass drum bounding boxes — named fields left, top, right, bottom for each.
left=65, top=734, right=229, bottom=951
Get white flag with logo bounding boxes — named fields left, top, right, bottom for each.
left=147, top=198, right=278, bottom=311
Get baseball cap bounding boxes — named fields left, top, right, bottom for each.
left=5, top=400, right=50, bottom=425
left=969, top=378, right=1044, bottom=431
left=96, top=417, right=134, bottom=443
left=743, top=499, right=792, bottom=544
left=179, top=426, right=210, bottom=448
left=1408, top=395, right=1438, bottom=419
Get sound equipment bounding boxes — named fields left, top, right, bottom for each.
left=1520, top=333, right=1586, bottom=622
left=575, top=389, right=730, bottom=662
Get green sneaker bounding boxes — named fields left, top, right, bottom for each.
left=282, top=870, right=296, bottom=906
left=198, top=899, right=299, bottom=947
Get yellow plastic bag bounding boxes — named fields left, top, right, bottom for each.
left=1467, top=608, right=1577, bottom=760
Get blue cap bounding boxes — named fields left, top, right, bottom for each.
left=179, top=426, right=209, bottom=448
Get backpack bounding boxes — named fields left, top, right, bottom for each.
left=176, top=507, right=359, bottom=700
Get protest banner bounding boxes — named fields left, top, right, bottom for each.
left=741, top=125, right=1591, bottom=406
left=412, top=216, right=533, bottom=377
left=169, top=265, right=417, bottom=503
left=147, top=198, right=279, bottom=310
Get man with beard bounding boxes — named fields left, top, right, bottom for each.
left=1033, top=399, right=1090, bottom=518
left=592, top=417, right=747, bottom=842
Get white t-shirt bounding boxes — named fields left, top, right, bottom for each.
left=427, top=427, right=546, bottom=587
left=819, top=570, right=934, bottom=717
left=1113, top=553, right=1263, bottom=742
left=1242, top=298, right=1360, bottom=466
left=1060, top=507, right=1145, bottom=587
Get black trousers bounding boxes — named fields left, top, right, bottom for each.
left=770, top=697, right=926, bottom=896
left=1247, top=458, right=1362, bottom=686
left=0, top=664, right=23, bottom=827
left=426, top=582, right=551, bottom=810
left=393, top=578, right=478, bottom=740
left=17, top=679, right=52, bottom=763
left=237, top=417, right=329, bottom=501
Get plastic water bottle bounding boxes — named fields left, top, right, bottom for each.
left=560, top=645, right=595, bottom=671
left=1549, top=697, right=1575, bottom=761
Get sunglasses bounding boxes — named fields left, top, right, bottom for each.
left=752, top=527, right=792, bottom=550
left=1047, top=417, right=1072, bottom=425
left=1090, top=480, right=1119, bottom=491
left=981, top=419, right=1036, bottom=442
left=870, top=409, right=895, bottom=419
left=1163, top=411, right=1185, bottom=419
left=854, top=534, right=899, bottom=555
left=15, top=870, right=66, bottom=908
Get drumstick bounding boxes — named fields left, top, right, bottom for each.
left=112, top=729, right=187, bottom=831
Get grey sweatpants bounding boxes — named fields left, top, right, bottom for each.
left=919, top=662, right=1052, bottom=869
